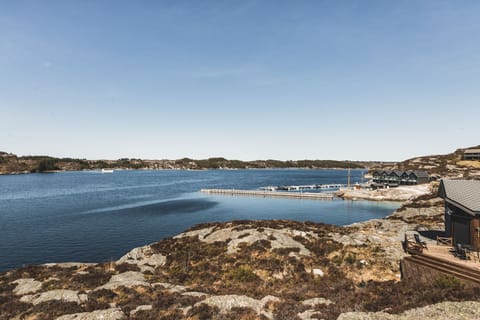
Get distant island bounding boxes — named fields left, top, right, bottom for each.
left=0, top=151, right=389, bottom=175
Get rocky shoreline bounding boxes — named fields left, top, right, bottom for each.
left=3, top=188, right=479, bottom=320
left=336, top=184, right=432, bottom=202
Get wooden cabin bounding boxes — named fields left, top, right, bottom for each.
left=372, top=170, right=429, bottom=185
left=439, top=180, right=480, bottom=249
left=463, top=149, right=480, bottom=161
left=408, top=170, right=429, bottom=185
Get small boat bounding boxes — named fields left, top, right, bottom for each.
left=101, top=169, right=114, bottom=173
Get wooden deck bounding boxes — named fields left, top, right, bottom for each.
left=404, top=242, right=480, bottom=286
left=422, top=244, right=480, bottom=270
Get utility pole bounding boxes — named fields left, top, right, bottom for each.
left=347, top=168, right=351, bottom=188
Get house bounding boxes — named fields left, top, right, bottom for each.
left=372, top=170, right=429, bottom=186
left=438, top=179, right=480, bottom=249
left=372, top=170, right=383, bottom=183
left=463, top=149, right=480, bottom=161
left=408, top=170, right=430, bottom=185
left=387, top=170, right=402, bottom=186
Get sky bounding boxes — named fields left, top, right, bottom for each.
left=1, top=1, right=479, bottom=161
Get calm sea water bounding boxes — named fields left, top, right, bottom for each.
left=0, top=169, right=400, bottom=272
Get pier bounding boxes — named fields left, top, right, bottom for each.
left=200, top=188, right=335, bottom=200
left=260, top=183, right=346, bottom=191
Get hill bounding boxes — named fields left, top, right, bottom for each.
left=0, top=152, right=369, bottom=174
left=371, top=146, right=480, bottom=179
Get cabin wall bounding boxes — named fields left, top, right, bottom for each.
left=445, top=204, right=452, bottom=237
left=450, top=206, right=474, bottom=246
left=417, top=176, right=429, bottom=184
left=471, top=217, right=480, bottom=250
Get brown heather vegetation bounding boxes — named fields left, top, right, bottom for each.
left=1, top=220, right=480, bottom=319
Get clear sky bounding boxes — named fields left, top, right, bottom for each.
left=1, top=1, right=479, bottom=161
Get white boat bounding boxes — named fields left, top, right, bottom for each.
left=101, top=169, right=114, bottom=173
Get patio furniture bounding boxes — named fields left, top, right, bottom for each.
left=454, top=243, right=469, bottom=260
left=404, top=233, right=423, bottom=253
left=436, top=236, right=452, bottom=246
left=462, top=244, right=478, bottom=262
left=414, top=234, right=428, bottom=250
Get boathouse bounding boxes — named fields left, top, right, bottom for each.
left=439, top=179, right=480, bottom=249
left=372, top=170, right=429, bottom=186
left=463, top=149, right=480, bottom=161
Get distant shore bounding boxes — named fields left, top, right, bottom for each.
left=0, top=166, right=370, bottom=176
left=1, top=152, right=392, bottom=175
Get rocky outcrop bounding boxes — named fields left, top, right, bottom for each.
left=176, top=226, right=316, bottom=256
left=117, top=245, right=166, bottom=273
left=336, top=184, right=432, bottom=202
left=56, top=308, right=126, bottom=320
left=130, top=305, right=153, bottom=316
left=11, top=278, right=42, bottom=295
left=338, top=301, right=480, bottom=320
left=95, top=271, right=149, bottom=290
left=195, top=294, right=280, bottom=319
left=302, top=297, right=333, bottom=307
left=20, top=289, right=87, bottom=305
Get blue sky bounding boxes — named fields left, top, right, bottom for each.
left=1, top=1, right=479, bottom=161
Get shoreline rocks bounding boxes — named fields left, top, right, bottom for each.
left=336, top=184, right=432, bottom=202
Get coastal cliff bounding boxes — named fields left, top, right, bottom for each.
left=2, top=193, right=479, bottom=320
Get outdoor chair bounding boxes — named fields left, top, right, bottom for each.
left=414, top=234, right=427, bottom=250
left=454, top=243, right=468, bottom=260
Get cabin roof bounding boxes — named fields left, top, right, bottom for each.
left=411, top=170, right=429, bottom=178
left=439, top=179, right=480, bottom=215
left=464, top=149, right=480, bottom=154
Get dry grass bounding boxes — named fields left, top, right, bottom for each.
left=457, top=160, right=480, bottom=168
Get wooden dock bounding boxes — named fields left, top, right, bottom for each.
left=260, top=183, right=346, bottom=191
left=200, top=188, right=335, bottom=200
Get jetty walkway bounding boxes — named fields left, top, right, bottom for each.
left=260, top=183, right=346, bottom=191
left=200, top=188, right=334, bottom=200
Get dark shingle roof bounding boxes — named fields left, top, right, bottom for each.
left=439, top=180, right=480, bottom=214
left=412, top=170, right=429, bottom=178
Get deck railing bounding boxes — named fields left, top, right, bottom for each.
left=436, top=236, right=453, bottom=246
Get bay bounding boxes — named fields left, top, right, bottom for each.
left=0, top=169, right=400, bottom=272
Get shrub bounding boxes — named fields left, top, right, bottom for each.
left=229, top=266, right=259, bottom=282
left=344, top=253, right=356, bottom=265
left=433, top=276, right=463, bottom=290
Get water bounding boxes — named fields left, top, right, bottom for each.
left=0, top=169, right=400, bottom=272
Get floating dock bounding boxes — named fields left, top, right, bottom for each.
left=260, top=183, right=346, bottom=191
left=200, top=188, right=335, bottom=200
